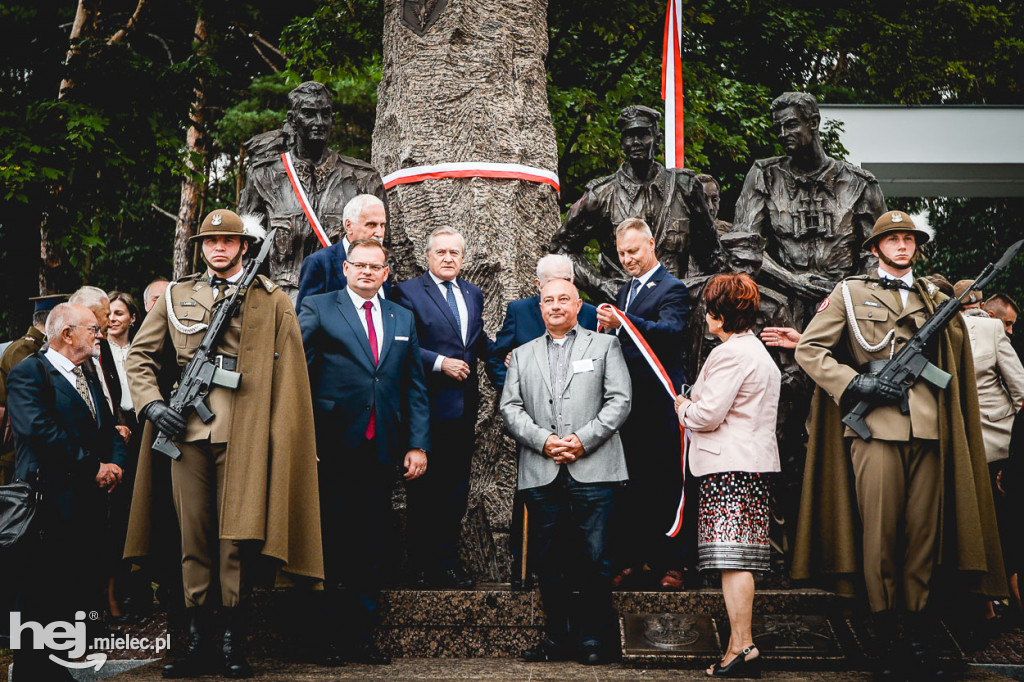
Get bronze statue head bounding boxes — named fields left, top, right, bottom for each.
left=769, top=92, right=821, bottom=156
left=287, top=81, right=334, bottom=153
left=616, top=105, right=662, bottom=166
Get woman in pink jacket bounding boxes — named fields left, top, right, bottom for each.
left=675, top=272, right=781, bottom=678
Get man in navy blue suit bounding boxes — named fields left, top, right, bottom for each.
left=6, top=303, right=127, bottom=681
left=295, top=194, right=390, bottom=309
left=392, top=227, right=492, bottom=588
left=596, top=218, right=691, bottom=590
left=300, top=239, right=430, bottom=665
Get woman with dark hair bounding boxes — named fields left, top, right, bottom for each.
left=674, top=272, right=781, bottom=678
left=105, top=291, right=141, bottom=620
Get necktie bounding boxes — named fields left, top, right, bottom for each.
left=211, top=276, right=231, bottom=302
left=363, top=300, right=378, bottom=439
left=626, top=278, right=642, bottom=311
left=73, top=366, right=97, bottom=422
left=444, top=281, right=462, bottom=337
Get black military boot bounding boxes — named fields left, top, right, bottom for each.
left=870, top=610, right=905, bottom=681
left=904, top=610, right=948, bottom=680
left=162, top=606, right=212, bottom=678
left=221, top=606, right=253, bottom=678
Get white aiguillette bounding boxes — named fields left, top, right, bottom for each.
left=572, top=358, right=595, bottom=374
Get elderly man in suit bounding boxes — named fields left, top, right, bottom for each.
left=501, top=277, right=632, bottom=665
left=6, top=303, right=126, bottom=681
left=300, top=238, right=430, bottom=665
left=596, top=218, right=691, bottom=589
left=296, top=194, right=390, bottom=309
left=392, top=227, right=492, bottom=588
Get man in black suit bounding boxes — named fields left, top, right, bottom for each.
left=300, top=238, right=430, bottom=664
left=296, top=194, right=390, bottom=309
left=6, top=303, right=126, bottom=681
left=392, top=227, right=492, bottom=588
left=596, top=218, right=690, bottom=590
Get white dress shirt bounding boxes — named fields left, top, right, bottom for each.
left=346, top=286, right=384, bottom=357
left=45, top=347, right=96, bottom=415
left=429, top=271, right=468, bottom=372
left=108, top=339, right=135, bottom=411
left=878, top=268, right=914, bottom=307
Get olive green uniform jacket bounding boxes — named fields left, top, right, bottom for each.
left=124, top=274, right=324, bottom=582
left=792, top=277, right=1007, bottom=600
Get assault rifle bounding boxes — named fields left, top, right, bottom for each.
left=842, top=239, right=1024, bottom=441
left=152, top=227, right=278, bottom=460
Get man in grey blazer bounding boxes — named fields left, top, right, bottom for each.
left=500, top=278, right=632, bottom=665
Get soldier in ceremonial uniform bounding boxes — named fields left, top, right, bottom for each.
left=793, top=211, right=1005, bottom=677
left=551, top=105, right=726, bottom=303
left=125, top=209, right=323, bottom=679
left=239, top=81, right=388, bottom=303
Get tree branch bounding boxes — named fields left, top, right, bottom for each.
left=107, top=0, right=147, bottom=46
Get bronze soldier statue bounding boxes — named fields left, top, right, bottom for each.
left=239, top=81, right=388, bottom=303
left=550, top=105, right=726, bottom=303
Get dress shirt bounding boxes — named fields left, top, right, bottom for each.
left=45, top=347, right=96, bottom=415
left=429, top=270, right=469, bottom=372
left=346, top=286, right=384, bottom=357
left=878, top=267, right=914, bottom=307
left=546, top=326, right=578, bottom=438
left=108, top=339, right=135, bottom=411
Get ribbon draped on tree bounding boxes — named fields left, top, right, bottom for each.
left=662, top=0, right=685, bottom=169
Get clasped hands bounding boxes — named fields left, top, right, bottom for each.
left=544, top=433, right=585, bottom=464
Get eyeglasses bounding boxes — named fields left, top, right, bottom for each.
left=69, top=325, right=102, bottom=336
left=347, top=261, right=387, bottom=273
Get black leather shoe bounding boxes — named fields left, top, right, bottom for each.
left=352, top=643, right=391, bottom=665
left=221, top=606, right=253, bottom=678
left=521, top=638, right=573, bottom=662
left=439, top=567, right=475, bottom=589
left=579, top=644, right=605, bottom=665
left=163, top=606, right=212, bottom=678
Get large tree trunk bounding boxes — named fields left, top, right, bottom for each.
left=173, top=15, right=209, bottom=279
left=373, top=0, right=560, bottom=580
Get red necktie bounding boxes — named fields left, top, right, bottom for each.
left=363, top=300, right=378, bottom=439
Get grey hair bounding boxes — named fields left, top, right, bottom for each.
left=68, top=285, right=109, bottom=310
left=45, top=303, right=82, bottom=340
left=143, top=278, right=170, bottom=303
left=426, top=227, right=466, bottom=254
left=536, top=254, right=574, bottom=285
left=615, top=218, right=654, bottom=240
left=343, top=194, right=386, bottom=229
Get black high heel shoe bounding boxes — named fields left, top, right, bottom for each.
left=707, top=645, right=762, bottom=678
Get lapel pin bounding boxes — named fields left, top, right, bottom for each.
left=646, top=282, right=656, bottom=289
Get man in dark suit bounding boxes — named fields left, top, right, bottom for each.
left=296, top=194, right=390, bottom=309
left=6, top=303, right=126, bottom=681
left=300, top=238, right=430, bottom=665
left=596, top=218, right=690, bottom=590
left=392, top=227, right=492, bottom=588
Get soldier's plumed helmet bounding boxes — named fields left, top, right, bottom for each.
left=616, top=105, right=662, bottom=133
left=769, top=92, right=819, bottom=122
left=862, top=210, right=931, bottom=250
left=190, top=209, right=258, bottom=243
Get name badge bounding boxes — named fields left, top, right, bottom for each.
left=863, top=300, right=882, bottom=308
left=572, top=359, right=594, bottom=374
left=395, top=336, right=409, bottom=341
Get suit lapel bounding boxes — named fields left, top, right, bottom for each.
left=458, top=278, right=474, bottom=346
left=531, top=337, right=552, bottom=394
left=43, top=356, right=94, bottom=419
left=561, top=329, right=593, bottom=395
left=336, top=292, right=376, bottom=367
left=628, top=266, right=665, bottom=313
left=377, top=300, right=397, bottom=366
left=423, top=275, right=462, bottom=339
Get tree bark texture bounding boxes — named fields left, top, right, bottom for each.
left=373, top=0, right=561, bottom=580
left=173, top=15, right=209, bottom=280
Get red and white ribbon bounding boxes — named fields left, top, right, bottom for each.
left=597, top=303, right=689, bottom=537
left=382, top=162, right=559, bottom=192
left=282, top=152, right=331, bottom=248
left=661, top=0, right=685, bottom=169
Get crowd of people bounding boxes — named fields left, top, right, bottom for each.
left=0, top=186, right=1021, bottom=681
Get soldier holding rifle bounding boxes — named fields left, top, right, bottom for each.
left=125, top=209, right=323, bottom=679
left=792, top=210, right=1008, bottom=679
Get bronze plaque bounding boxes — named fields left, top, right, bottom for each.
left=401, top=0, right=448, bottom=36
left=751, top=615, right=842, bottom=659
left=622, top=613, right=721, bottom=661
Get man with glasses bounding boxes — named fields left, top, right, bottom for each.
left=300, top=238, right=430, bottom=665
left=126, top=209, right=323, bottom=679
left=393, top=227, right=493, bottom=589
left=6, top=303, right=126, bottom=680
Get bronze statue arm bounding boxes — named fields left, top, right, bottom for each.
left=550, top=193, right=621, bottom=303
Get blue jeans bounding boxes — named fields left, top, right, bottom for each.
left=521, top=466, right=616, bottom=648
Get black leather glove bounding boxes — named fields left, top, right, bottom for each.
left=143, top=401, right=186, bottom=439
left=844, top=373, right=903, bottom=407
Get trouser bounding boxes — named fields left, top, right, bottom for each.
left=849, top=437, right=939, bottom=613
left=171, top=440, right=242, bottom=608
left=405, top=414, right=475, bottom=571
left=319, top=439, right=396, bottom=646
left=522, top=467, right=617, bottom=647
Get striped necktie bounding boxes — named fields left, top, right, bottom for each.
left=73, top=366, right=97, bottom=422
